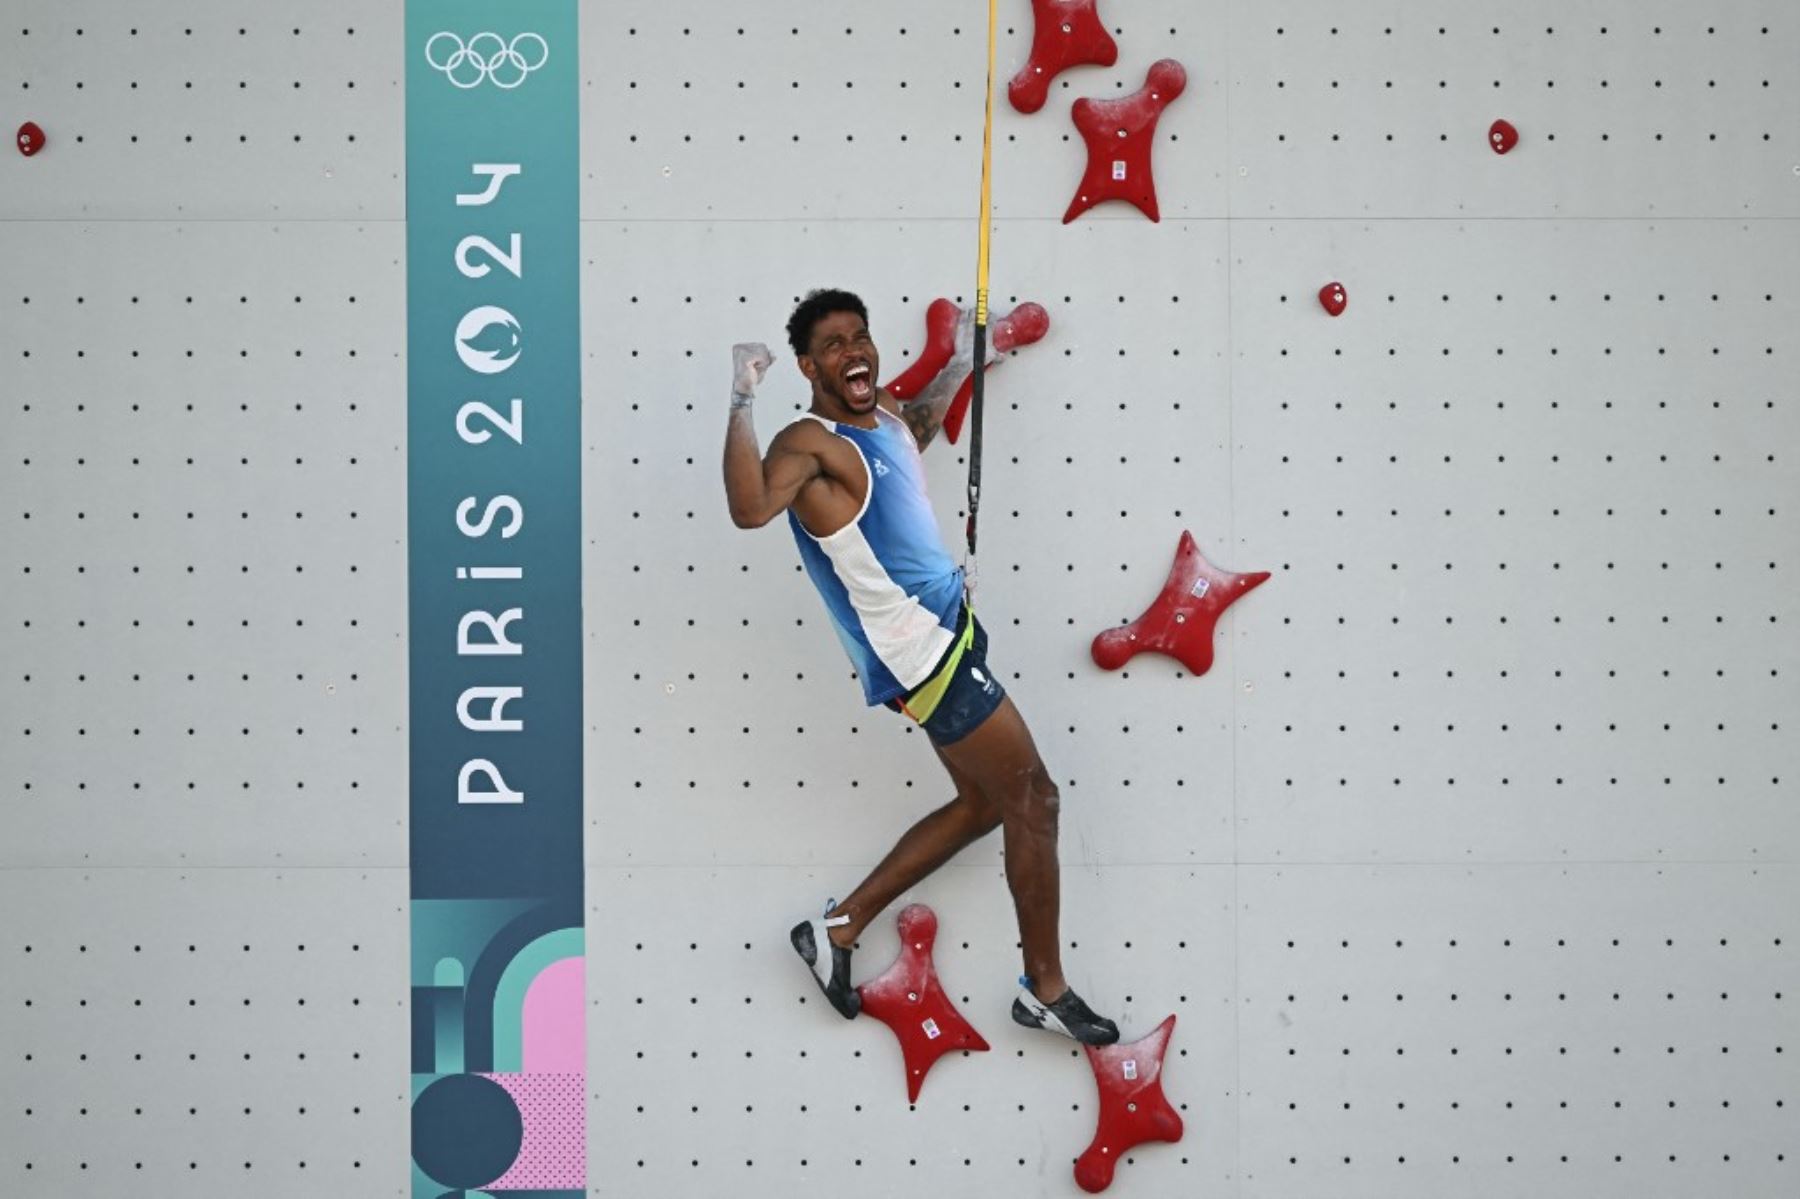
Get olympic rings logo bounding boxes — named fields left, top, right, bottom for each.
left=424, top=31, right=549, bottom=90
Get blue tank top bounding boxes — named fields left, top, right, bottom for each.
left=788, top=407, right=965, bottom=705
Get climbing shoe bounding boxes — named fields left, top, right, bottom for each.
left=790, top=900, right=860, bottom=1020
left=1011, top=976, right=1120, bottom=1045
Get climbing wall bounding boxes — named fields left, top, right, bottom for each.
left=3, top=1, right=1795, bottom=1197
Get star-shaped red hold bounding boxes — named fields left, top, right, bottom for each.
left=1063, top=59, right=1187, bottom=224
left=881, top=298, right=962, bottom=403
left=1091, top=529, right=1268, bottom=676
left=855, top=904, right=989, bottom=1102
left=1008, top=0, right=1119, bottom=115
left=882, top=297, right=1050, bottom=444
left=1073, top=1014, right=1184, bottom=1194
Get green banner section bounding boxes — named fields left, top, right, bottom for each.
left=404, top=4, right=584, bottom=1195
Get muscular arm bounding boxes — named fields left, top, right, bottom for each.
left=899, top=370, right=960, bottom=451
left=723, top=411, right=823, bottom=529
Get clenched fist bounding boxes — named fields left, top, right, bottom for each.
left=731, top=342, right=775, bottom=403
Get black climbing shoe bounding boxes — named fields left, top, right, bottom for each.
left=1011, top=977, right=1120, bottom=1045
left=790, top=902, right=860, bottom=1020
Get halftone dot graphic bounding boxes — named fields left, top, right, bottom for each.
left=479, top=1072, right=586, bottom=1189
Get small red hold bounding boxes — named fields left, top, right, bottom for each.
left=1318, top=282, right=1347, bottom=316
left=1073, top=1014, right=1184, bottom=1193
left=17, top=122, right=46, bottom=157
left=1489, top=119, right=1519, bottom=155
left=1063, top=59, right=1187, bottom=224
left=1091, top=530, right=1268, bottom=677
left=855, top=904, right=989, bottom=1103
left=882, top=298, right=962, bottom=403
left=942, top=301, right=1049, bottom=443
left=882, top=298, right=1050, bottom=444
left=1008, top=0, right=1119, bottom=115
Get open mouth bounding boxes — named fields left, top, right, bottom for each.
left=844, top=362, right=873, bottom=402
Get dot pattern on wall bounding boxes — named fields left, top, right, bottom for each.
left=0, top=870, right=403, bottom=1192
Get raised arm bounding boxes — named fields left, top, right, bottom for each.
left=722, top=342, right=824, bottom=529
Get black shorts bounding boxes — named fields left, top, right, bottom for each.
left=884, top=603, right=1007, bottom=747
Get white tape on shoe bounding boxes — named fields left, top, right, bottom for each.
left=1018, top=987, right=1073, bottom=1037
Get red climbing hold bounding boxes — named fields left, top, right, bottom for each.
left=1073, top=1014, right=1184, bottom=1193
left=882, top=298, right=1050, bottom=444
left=16, top=122, right=45, bottom=157
left=1318, top=281, right=1347, bottom=316
left=1091, top=530, right=1268, bottom=676
left=855, top=904, right=989, bottom=1103
left=1489, top=119, right=1519, bottom=155
left=942, top=301, right=1048, bottom=443
left=1008, top=0, right=1119, bottom=115
left=883, top=298, right=965, bottom=405
left=1063, top=59, right=1186, bottom=224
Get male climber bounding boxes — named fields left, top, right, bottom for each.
left=721, top=288, right=1118, bottom=1045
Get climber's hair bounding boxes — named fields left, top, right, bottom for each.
left=787, top=289, right=869, bottom=359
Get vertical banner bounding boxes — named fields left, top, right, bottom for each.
left=404, top=4, right=585, bottom=1196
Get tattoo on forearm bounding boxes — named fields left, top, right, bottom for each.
left=905, top=402, right=941, bottom=449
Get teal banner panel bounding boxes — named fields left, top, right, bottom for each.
left=404, top=4, right=585, bottom=1195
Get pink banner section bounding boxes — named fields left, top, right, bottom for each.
left=522, top=956, right=587, bottom=1074
left=478, top=1071, right=586, bottom=1190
